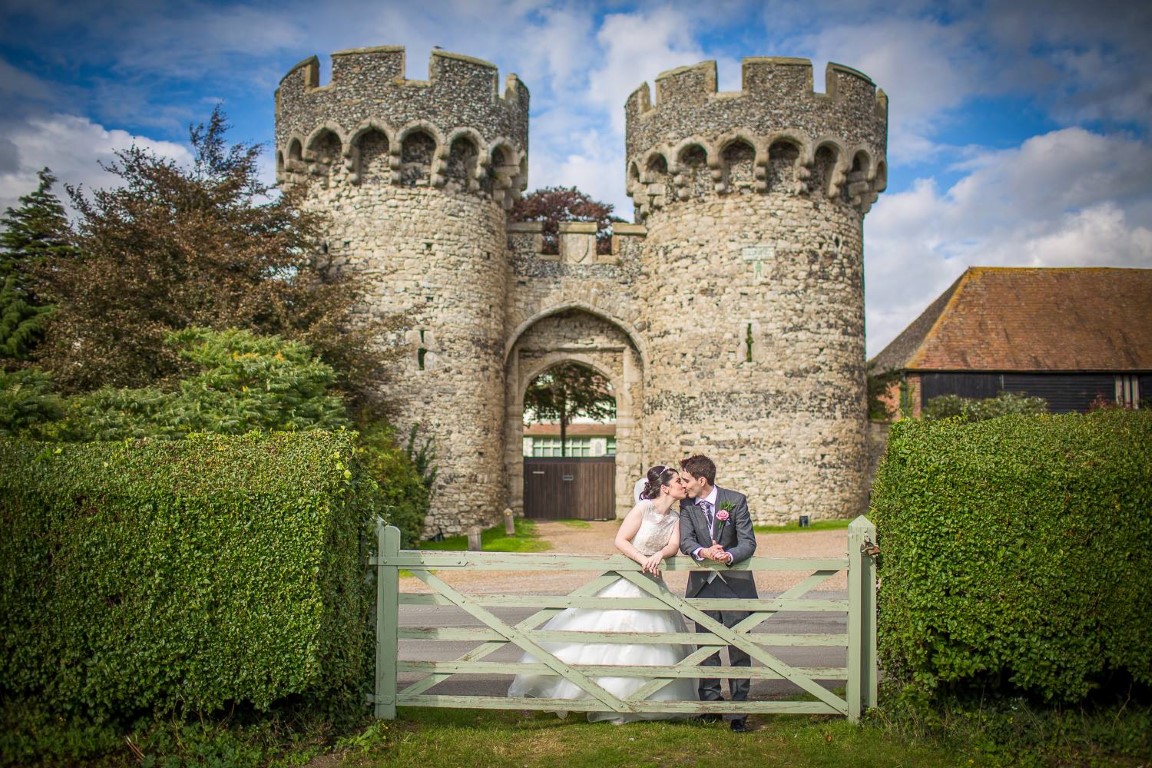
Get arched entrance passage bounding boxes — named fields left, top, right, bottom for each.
left=504, top=308, right=644, bottom=520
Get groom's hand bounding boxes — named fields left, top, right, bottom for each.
left=704, top=543, right=734, bottom=564
left=702, top=543, right=726, bottom=561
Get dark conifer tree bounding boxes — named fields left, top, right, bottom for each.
left=0, top=168, right=74, bottom=364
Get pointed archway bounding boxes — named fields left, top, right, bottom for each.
left=504, top=308, right=644, bottom=520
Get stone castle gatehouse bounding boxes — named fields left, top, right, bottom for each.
left=274, top=46, right=888, bottom=534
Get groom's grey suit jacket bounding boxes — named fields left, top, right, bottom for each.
left=679, top=487, right=759, bottom=600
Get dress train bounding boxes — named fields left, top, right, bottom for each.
left=508, top=564, right=697, bottom=722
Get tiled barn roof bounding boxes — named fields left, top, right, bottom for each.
left=870, top=267, right=1152, bottom=372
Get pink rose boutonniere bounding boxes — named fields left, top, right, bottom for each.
left=715, top=501, right=734, bottom=537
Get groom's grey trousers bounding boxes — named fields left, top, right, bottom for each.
left=693, top=575, right=752, bottom=702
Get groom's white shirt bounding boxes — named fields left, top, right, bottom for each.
left=691, top=487, right=719, bottom=561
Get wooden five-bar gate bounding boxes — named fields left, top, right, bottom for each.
left=370, top=516, right=878, bottom=722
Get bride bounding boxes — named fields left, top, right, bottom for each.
left=508, top=465, right=698, bottom=723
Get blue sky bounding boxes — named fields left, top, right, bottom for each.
left=2, top=0, right=1150, bottom=357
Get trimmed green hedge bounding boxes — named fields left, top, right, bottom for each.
left=0, top=431, right=374, bottom=720
left=871, top=409, right=1152, bottom=702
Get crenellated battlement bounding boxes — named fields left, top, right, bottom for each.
left=625, top=57, right=887, bottom=217
left=626, top=57, right=886, bottom=126
left=277, top=46, right=530, bottom=107
left=275, top=46, right=530, bottom=204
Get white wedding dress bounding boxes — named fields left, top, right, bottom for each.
left=507, top=501, right=698, bottom=723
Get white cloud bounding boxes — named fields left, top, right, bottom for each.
left=527, top=126, right=629, bottom=216
left=535, top=5, right=741, bottom=211
left=0, top=114, right=192, bottom=218
left=494, top=6, right=715, bottom=210
left=794, top=18, right=989, bottom=169
left=511, top=6, right=597, bottom=100
left=588, top=8, right=709, bottom=134
left=864, top=178, right=966, bottom=356
left=945, top=128, right=1152, bottom=237
left=1006, top=204, right=1152, bottom=267
left=0, top=56, right=54, bottom=109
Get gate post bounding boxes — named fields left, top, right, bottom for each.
left=847, top=515, right=878, bottom=722
left=374, top=520, right=401, bottom=719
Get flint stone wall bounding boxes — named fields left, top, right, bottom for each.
left=635, top=191, right=869, bottom=522
left=305, top=166, right=510, bottom=533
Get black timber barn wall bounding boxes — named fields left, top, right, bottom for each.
left=920, top=373, right=1130, bottom=413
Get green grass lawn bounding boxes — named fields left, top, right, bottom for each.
left=755, top=518, right=853, bottom=534
left=330, top=708, right=976, bottom=768
left=416, top=517, right=551, bottom=553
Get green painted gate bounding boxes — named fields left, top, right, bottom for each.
left=370, top=517, right=878, bottom=722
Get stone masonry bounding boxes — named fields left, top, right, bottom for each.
left=275, top=47, right=888, bottom=533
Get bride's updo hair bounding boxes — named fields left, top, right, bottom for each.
left=639, top=465, right=679, bottom=500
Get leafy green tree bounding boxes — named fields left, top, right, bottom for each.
left=523, top=362, right=615, bottom=456
left=358, top=422, right=433, bottom=547
left=0, top=168, right=75, bottom=364
left=921, top=394, right=971, bottom=421
left=866, top=363, right=902, bottom=421
left=53, top=327, right=350, bottom=440
left=34, top=107, right=397, bottom=401
left=510, top=186, right=621, bottom=255
left=168, top=327, right=349, bottom=433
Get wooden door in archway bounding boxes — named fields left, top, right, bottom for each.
left=523, top=457, right=615, bottom=520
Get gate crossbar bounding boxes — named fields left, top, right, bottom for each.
left=371, top=517, right=877, bottom=722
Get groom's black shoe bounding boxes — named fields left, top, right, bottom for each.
left=696, top=713, right=722, bottom=724
left=730, top=719, right=748, bottom=732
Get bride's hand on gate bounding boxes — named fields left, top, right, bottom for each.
left=642, top=552, right=663, bottom=575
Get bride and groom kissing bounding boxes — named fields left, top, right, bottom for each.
left=508, top=455, right=758, bottom=731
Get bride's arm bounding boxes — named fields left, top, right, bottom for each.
left=659, top=519, right=682, bottom=560
left=614, top=504, right=644, bottom=559
left=615, top=504, right=664, bottom=574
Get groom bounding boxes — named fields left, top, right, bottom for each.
left=678, top=454, right=758, bottom=732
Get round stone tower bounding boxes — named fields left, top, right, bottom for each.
left=275, top=46, right=530, bottom=535
left=625, top=58, right=888, bottom=521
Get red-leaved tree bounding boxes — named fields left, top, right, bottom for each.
left=510, top=186, right=620, bottom=255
